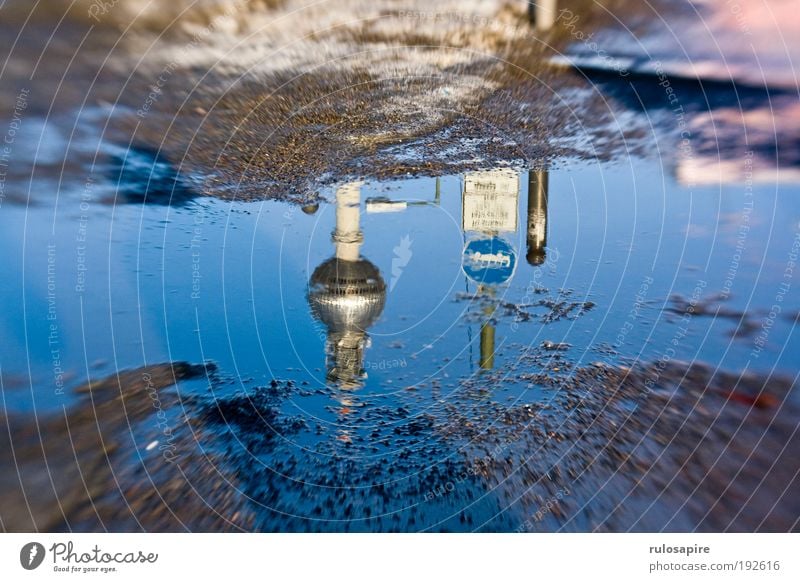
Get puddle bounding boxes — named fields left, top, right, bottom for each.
left=4, top=159, right=798, bottom=399
left=1, top=0, right=798, bottom=533
left=2, top=154, right=798, bottom=531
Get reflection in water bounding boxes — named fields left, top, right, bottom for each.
left=461, top=169, right=521, bottom=370
left=526, top=170, right=549, bottom=267
left=309, top=168, right=540, bottom=379
left=462, top=169, right=519, bottom=234
left=365, top=176, right=442, bottom=213
left=107, top=146, right=198, bottom=206
left=478, top=286, right=498, bottom=370
left=308, top=183, right=386, bottom=389
left=301, top=202, right=320, bottom=215
left=2, top=162, right=798, bottom=532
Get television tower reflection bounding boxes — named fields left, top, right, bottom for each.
left=307, top=182, right=387, bottom=390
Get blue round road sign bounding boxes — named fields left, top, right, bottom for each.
left=462, top=237, right=517, bottom=285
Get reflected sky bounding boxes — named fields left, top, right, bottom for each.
left=2, top=157, right=798, bottom=415
left=3, top=152, right=799, bottom=531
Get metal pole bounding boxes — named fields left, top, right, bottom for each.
left=526, top=169, right=549, bottom=266
left=528, top=0, right=558, bottom=31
